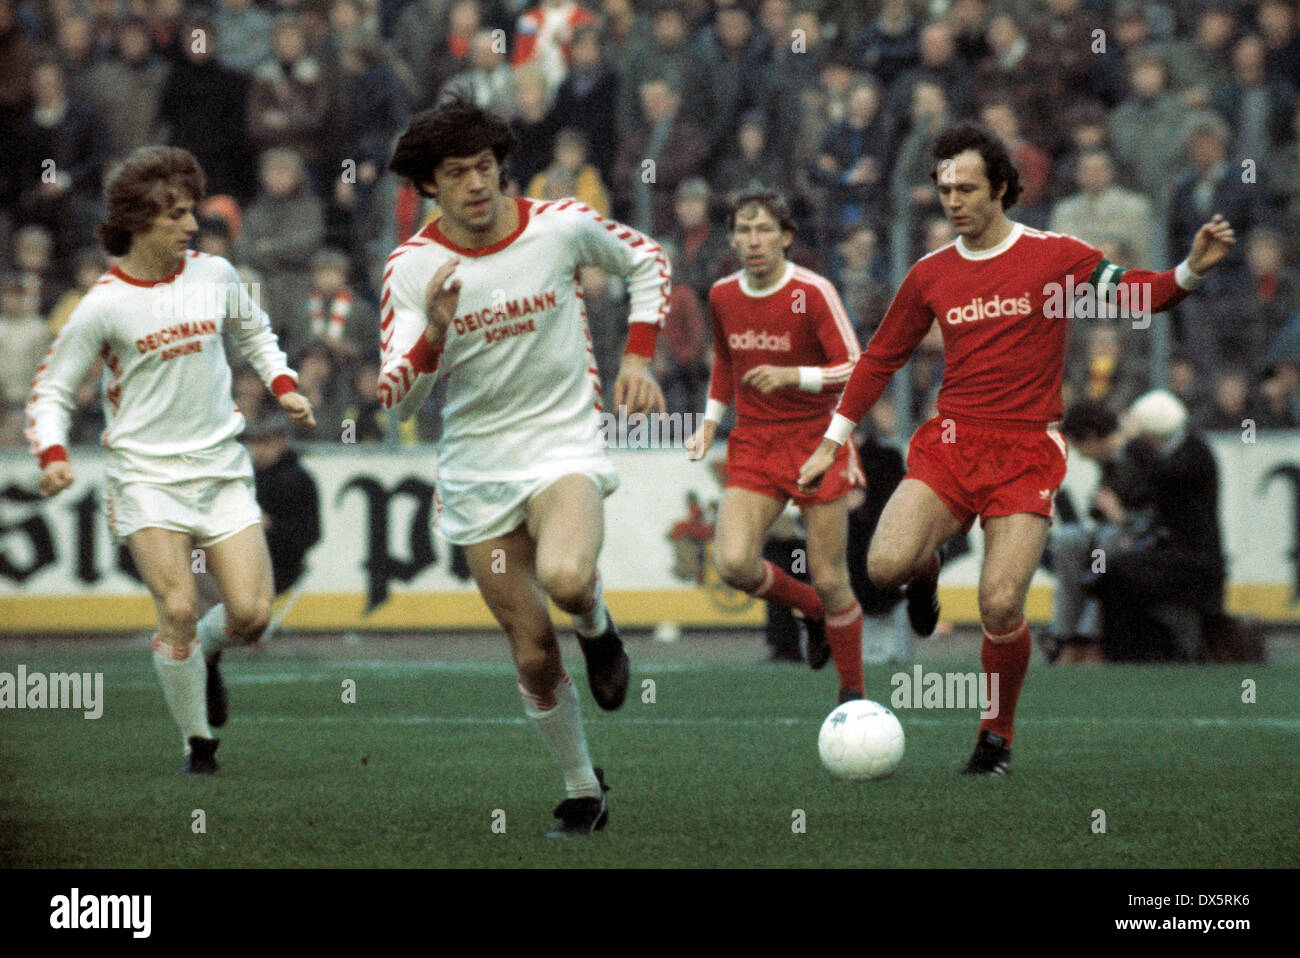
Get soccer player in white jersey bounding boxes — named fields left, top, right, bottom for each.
left=27, top=146, right=315, bottom=774
left=381, top=97, right=669, bottom=836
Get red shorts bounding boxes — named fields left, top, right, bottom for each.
left=906, top=414, right=1068, bottom=532
left=725, top=420, right=865, bottom=508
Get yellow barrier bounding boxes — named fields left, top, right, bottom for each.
left=2, top=583, right=1294, bottom=632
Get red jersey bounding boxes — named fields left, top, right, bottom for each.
left=511, top=2, right=599, bottom=68
left=708, top=262, right=860, bottom=425
left=836, top=224, right=1195, bottom=428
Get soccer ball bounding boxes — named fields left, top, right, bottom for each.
left=818, top=699, right=905, bottom=780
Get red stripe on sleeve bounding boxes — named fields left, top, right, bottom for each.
left=39, top=445, right=69, bottom=468
left=624, top=322, right=658, bottom=358
left=407, top=334, right=443, bottom=373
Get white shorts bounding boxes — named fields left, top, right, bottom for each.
left=436, top=460, right=619, bottom=545
left=105, top=474, right=263, bottom=547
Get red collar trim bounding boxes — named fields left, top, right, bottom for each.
left=422, top=197, right=531, bottom=257
left=110, top=254, right=190, bottom=287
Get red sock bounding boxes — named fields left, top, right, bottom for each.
left=825, top=601, right=864, bottom=694
left=751, top=560, right=823, bottom=620
left=979, top=619, right=1030, bottom=743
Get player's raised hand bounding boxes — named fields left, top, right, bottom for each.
left=39, top=460, right=74, bottom=498
left=797, top=439, right=839, bottom=496
left=424, top=256, right=462, bottom=345
left=741, top=365, right=798, bottom=394
left=614, top=354, right=667, bottom=417
left=279, top=391, right=316, bottom=429
left=1187, top=214, right=1235, bottom=275
left=685, top=419, right=717, bottom=461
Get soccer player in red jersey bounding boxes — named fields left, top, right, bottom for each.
left=382, top=98, right=669, bottom=835
left=798, top=123, right=1235, bottom=774
left=686, top=189, right=868, bottom=703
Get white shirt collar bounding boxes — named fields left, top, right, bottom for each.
left=739, top=260, right=795, bottom=297
left=955, top=221, right=1024, bottom=261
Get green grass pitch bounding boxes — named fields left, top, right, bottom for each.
left=2, top=634, right=1297, bottom=869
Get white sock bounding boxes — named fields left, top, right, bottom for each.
left=519, top=672, right=601, bottom=798
left=152, top=637, right=213, bottom=746
left=572, top=576, right=609, bottom=638
left=196, top=604, right=232, bottom=659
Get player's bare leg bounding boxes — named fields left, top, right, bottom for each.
left=715, top=487, right=823, bottom=620
left=130, top=527, right=201, bottom=650
left=801, top=499, right=854, bottom=618
left=963, top=511, right=1050, bottom=776
left=196, top=524, right=276, bottom=728
left=868, top=478, right=964, bottom=636
left=128, top=527, right=217, bottom=772
left=867, top=479, right=963, bottom=589
left=527, top=474, right=603, bottom=616
left=714, top=487, right=829, bottom=666
left=803, top=498, right=866, bottom=701
left=527, top=474, right=628, bottom=711
left=465, top=527, right=564, bottom=695
left=979, top=512, right=1049, bottom=634
left=713, top=487, right=786, bottom=592
left=465, top=527, right=608, bottom=834
left=203, top=523, right=274, bottom=643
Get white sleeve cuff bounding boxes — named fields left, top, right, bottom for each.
left=704, top=398, right=729, bottom=424
left=824, top=413, right=856, bottom=446
left=1175, top=259, right=1203, bottom=291
left=797, top=366, right=823, bottom=392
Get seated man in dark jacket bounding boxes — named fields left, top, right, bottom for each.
left=1094, top=390, right=1226, bottom=661
left=1047, top=400, right=1161, bottom=663
left=246, top=414, right=322, bottom=596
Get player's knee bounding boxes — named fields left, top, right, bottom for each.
left=979, top=585, right=1023, bottom=633
left=228, top=598, right=271, bottom=641
left=714, top=545, right=760, bottom=591
left=810, top=566, right=850, bottom=602
left=866, top=551, right=911, bottom=591
left=536, top=561, right=594, bottom=611
left=162, top=595, right=199, bottom=638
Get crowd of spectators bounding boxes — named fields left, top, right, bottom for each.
left=1, top=0, right=1299, bottom=449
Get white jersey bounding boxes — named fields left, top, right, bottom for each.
left=26, top=251, right=297, bottom=484
left=380, top=196, right=670, bottom=481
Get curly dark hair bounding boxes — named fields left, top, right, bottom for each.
left=725, top=187, right=797, bottom=235
left=1061, top=401, right=1120, bottom=443
left=388, top=95, right=516, bottom=198
left=930, top=122, right=1023, bottom=210
left=98, top=146, right=205, bottom=257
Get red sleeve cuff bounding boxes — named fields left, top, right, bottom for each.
left=407, top=335, right=443, bottom=373
left=39, top=445, right=69, bottom=468
left=624, top=322, right=658, bottom=359
left=271, top=375, right=298, bottom=397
